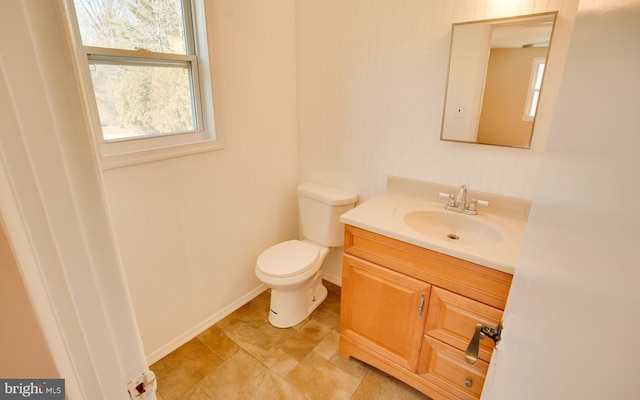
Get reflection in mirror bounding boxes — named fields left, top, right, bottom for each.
left=441, top=12, right=557, bottom=148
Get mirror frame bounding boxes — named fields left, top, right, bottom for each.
left=440, top=12, right=558, bottom=148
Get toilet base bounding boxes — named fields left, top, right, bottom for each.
left=268, top=271, right=328, bottom=328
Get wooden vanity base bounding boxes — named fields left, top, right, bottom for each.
left=340, top=225, right=512, bottom=400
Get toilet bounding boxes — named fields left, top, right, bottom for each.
left=255, top=182, right=358, bottom=328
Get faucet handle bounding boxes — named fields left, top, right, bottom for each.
left=466, top=198, right=490, bottom=214
left=438, top=192, right=456, bottom=207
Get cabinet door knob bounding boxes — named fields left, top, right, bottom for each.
left=464, top=379, right=473, bottom=388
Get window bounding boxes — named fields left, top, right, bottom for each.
left=523, top=57, right=546, bottom=121
left=67, top=0, right=218, bottom=165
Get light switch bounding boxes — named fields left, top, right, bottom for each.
left=455, top=104, right=465, bottom=118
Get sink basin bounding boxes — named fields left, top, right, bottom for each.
left=403, top=210, right=503, bottom=246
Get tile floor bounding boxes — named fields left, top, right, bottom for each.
left=151, top=281, right=432, bottom=400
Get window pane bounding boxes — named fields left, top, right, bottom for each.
left=90, top=64, right=196, bottom=141
left=529, top=90, right=540, bottom=117
left=74, top=0, right=187, bottom=54
left=534, top=63, right=545, bottom=89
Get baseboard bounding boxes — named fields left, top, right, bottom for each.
left=146, top=284, right=268, bottom=365
left=322, top=271, right=342, bottom=287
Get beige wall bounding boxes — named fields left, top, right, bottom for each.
left=4, top=0, right=636, bottom=397
left=477, top=47, right=547, bottom=146
left=98, top=0, right=578, bottom=362
left=297, top=0, right=577, bottom=202
left=101, top=0, right=299, bottom=362
left=484, top=0, right=640, bottom=397
left=0, top=222, right=58, bottom=378
left=1, top=1, right=151, bottom=394
left=297, top=0, right=578, bottom=280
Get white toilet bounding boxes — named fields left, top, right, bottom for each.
left=255, top=182, right=358, bottom=328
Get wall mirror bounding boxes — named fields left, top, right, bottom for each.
left=440, top=12, right=558, bottom=148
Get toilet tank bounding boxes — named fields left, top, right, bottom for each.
left=297, top=182, right=358, bottom=247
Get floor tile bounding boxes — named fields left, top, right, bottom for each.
left=198, top=349, right=267, bottom=399
left=220, top=319, right=296, bottom=361
left=198, top=325, right=239, bottom=361
left=216, top=292, right=297, bottom=361
left=310, top=284, right=342, bottom=330
left=152, top=338, right=224, bottom=400
left=352, top=368, right=432, bottom=400
left=280, top=319, right=332, bottom=361
left=216, top=292, right=270, bottom=332
left=329, top=351, right=371, bottom=381
left=263, top=348, right=299, bottom=378
left=313, top=329, right=340, bottom=360
left=175, top=385, right=211, bottom=400
left=290, top=316, right=311, bottom=331
left=152, top=281, right=433, bottom=400
left=251, top=370, right=308, bottom=400
left=324, top=280, right=341, bottom=295
left=286, top=352, right=361, bottom=400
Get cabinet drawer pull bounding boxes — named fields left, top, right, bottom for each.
left=464, top=378, right=473, bottom=388
left=418, top=292, right=426, bottom=318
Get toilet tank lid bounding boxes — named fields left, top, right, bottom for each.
left=297, top=182, right=358, bottom=206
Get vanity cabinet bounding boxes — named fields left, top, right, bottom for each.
left=340, top=225, right=512, bottom=400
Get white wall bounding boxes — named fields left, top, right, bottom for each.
left=297, top=0, right=577, bottom=201
left=0, top=1, right=151, bottom=397
left=101, top=0, right=581, bottom=359
left=484, top=0, right=640, bottom=398
left=100, top=0, right=299, bottom=362
left=297, top=0, right=578, bottom=282
left=91, top=0, right=582, bottom=363
left=5, top=3, right=636, bottom=397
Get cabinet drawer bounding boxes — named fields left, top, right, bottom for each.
left=417, top=336, right=488, bottom=400
left=425, top=288, right=503, bottom=362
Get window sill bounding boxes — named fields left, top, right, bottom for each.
left=99, top=139, right=223, bottom=170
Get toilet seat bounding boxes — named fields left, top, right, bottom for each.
left=256, top=240, right=321, bottom=278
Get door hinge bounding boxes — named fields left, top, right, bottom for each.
left=127, top=371, right=157, bottom=399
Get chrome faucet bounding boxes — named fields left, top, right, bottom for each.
left=438, top=185, right=489, bottom=215
left=453, top=185, right=467, bottom=210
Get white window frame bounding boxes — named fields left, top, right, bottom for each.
left=64, top=0, right=221, bottom=169
left=523, top=56, right=546, bottom=122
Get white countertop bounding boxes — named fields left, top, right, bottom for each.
left=340, top=191, right=528, bottom=274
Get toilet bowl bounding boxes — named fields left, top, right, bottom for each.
left=254, top=182, right=358, bottom=328
left=255, top=240, right=329, bottom=328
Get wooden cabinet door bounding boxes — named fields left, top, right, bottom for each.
left=340, top=254, right=431, bottom=371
